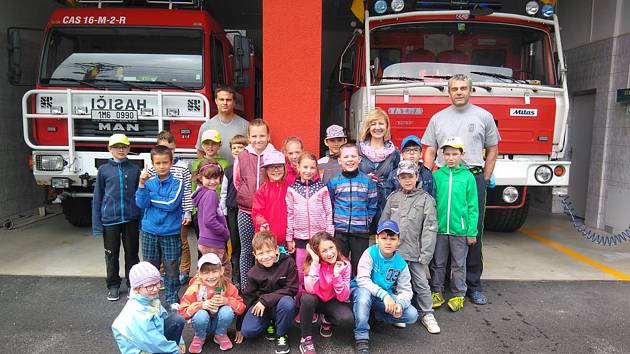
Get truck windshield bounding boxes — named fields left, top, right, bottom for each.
left=370, top=22, right=556, bottom=86
left=40, top=27, right=203, bottom=89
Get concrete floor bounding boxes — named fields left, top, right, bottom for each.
left=1, top=208, right=629, bottom=281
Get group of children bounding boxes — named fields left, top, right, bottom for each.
left=103, top=111, right=480, bottom=354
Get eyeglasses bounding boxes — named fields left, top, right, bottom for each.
left=402, top=147, right=421, bottom=153
left=142, top=282, right=162, bottom=291
left=111, top=145, right=129, bottom=150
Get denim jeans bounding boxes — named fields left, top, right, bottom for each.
left=352, top=287, right=418, bottom=341
left=240, top=296, right=296, bottom=338
left=191, top=306, right=235, bottom=338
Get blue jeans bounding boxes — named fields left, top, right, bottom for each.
left=191, top=306, right=235, bottom=338
left=352, top=288, right=418, bottom=341
left=240, top=296, right=296, bottom=338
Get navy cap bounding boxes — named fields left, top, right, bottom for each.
left=377, top=220, right=400, bottom=235
left=401, top=135, right=422, bottom=150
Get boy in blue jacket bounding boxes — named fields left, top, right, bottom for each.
left=352, top=220, right=419, bottom=354
left=92, top=133, right=141, bottom=302
left=112, top=262, right=185, bottom=354
left=384, top=135, right=434, bottom=198
left=136, top=145, right=184, bottom=307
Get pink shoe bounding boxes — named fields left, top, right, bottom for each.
left=214, top=334, right=233, bottom=351
left=188, top=336, right=204, bottom=354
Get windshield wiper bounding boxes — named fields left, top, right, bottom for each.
left=470, top=71, right=525, bottom=84
left=90, top=78, right=150, bottom=91
left=380, top=76, right=425, bottom=82
left=134, top=80, right=194, bottom=92
left=422, top=75, right=452, bottom=80
left=41, top=77, right=103, bottom=89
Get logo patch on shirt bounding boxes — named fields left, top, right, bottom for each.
left=468, top=123, right=476, bottom=133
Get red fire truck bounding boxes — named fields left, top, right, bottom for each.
left=11, top=0, right=260, bottom=226
left=335, top=0, right=569, bottom=231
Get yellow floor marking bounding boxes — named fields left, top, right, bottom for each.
left=519, top=227, right=630, bottom=281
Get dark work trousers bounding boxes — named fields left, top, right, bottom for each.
left=103, top=220, right=140, bottom=290
left=227, top=207, right=241, bottom=286
left=466, top=172, right=487, bottom=292
left=299, top=293, right=354, bottom=338
left=163, top=312, right=186, bottom=343
left=335, top=231, right=370, bottom=277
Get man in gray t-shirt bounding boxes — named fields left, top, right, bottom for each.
left=422, top=74, right=499, bottom=306
left=195, top=86, right=249, bottom=164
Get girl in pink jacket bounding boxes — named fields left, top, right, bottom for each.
left=298, top=232, right=353, bottom=354
left=286, top=153, right=334, bottom=295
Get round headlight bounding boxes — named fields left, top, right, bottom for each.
left=374, top=0, right=388, bottom=14
left=391, top=0, right=405, bottom=12
left=525, top=1, right=540, bottom=15
left=502, top=186, right=519, bottom=204
left=541, top=4, right=554, bottom=17
left=535, top=165, right=553, bottom=184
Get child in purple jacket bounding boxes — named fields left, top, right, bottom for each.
left=192, top=159, right=232, bottom=279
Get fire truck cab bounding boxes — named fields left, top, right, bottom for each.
left=12, top=0, right=259, bottom=226
left=336, top=0, right=570, bottom=231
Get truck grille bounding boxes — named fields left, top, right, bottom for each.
left=74, top=119, right=166, bottom=137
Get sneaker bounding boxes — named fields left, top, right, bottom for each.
left=356, top=340, right=369, bottom=354
left=214, top=334, right=233, bottom=351
left=469, top=290, right=488, bottom=305
left=447, top=296, right=465, bottom=312
left=299, top=336, right=316, bottom=354
left=275, top=334, right=290, bottom=354
left=421, top=313, right=441, bottom=334
left=188, top=336, right=205, bottom=354
left=265, top=324, right=276, bottom=341
left=107, top=287, right=120, bottom=301
left=179, top=272, right=189, bottom=285
left=319, top=320, right=333, bottom=338
left=431, top=292, right=445, bottom=308
left=392, top=322, right=406, bottom=328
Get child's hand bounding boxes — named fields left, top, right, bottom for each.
left=286, top=241, right=295, bottom=253
left=393, top=304, right=403, bottom=318
left=182, top=218, right=191, bottom=226
left=306, top=243, right=319, bottom=263
left=260, top=223, right=270, bottom=232
left=202, top=299, right=214, bottom=311
left=368, top=173, right=379, bottom=183
left=467, top=237, right=477, bottom=246
left=383, top=295, right=397, bottom=315
left=234, top=331, right=244, bottom=344
left=179, top=343, right=186, bottom=353
left=212, top=292, right=227, bottom=306
left=333, top=261, right=345, bottom=277
left=139, top=165, right=150, bottom=186
left=251, top=301, right=265, bottom=317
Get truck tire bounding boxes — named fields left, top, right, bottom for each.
left=484, top=199, right=529, bottom=232
left=62, top=197, right=92, bottom=227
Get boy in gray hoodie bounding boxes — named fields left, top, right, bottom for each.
left=380, top=160, right=439, bottom=334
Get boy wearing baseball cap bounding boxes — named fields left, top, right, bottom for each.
left=192, top=129, right=229, bottom=192
left=384, top=135, right=435, bottom=198
left=429, top=137, right=478, bottom=312
left=352, top=220, right=418, bottom=354
left=112, top=262, right=186, bottom=354
left=93, top=133, right=142, bottom=302
left=318, top=124, right=347, bottom=185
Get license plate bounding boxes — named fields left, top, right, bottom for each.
left=91, top=110, right=137, bottom=121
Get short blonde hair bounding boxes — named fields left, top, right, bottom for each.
left=359, top=107, right=391, bottom=142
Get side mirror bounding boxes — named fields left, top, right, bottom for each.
left=233, top=34, right=251, bottom=88
left=7, top=27, right=43, bottom=86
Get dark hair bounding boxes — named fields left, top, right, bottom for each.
left=150, top=145, right=173, bottom=161
left=252, top=230, right=278, bottom=252
left=157, top=130, right=175, bottom=144
left=230, top=134, right=248, bottom=148
left=199, top=262, right=229, bottom=290
left=339, top=142, right=359, bottom=155
left=304, top=232, right=347, bottom=273
left=214, top=85, right=237, bottom=100
left=193, top=158, right=224, bottom=184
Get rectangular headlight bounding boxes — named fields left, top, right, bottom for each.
left=37, top=155, right=65, bottom=171
left=51, top=177, right=71, bottom=189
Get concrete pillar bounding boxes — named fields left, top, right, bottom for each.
left=262, top=0, right=322, bottom=155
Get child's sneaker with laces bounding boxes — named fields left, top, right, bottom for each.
left=447, top=296, right=465, bottom=312
left=319, top=317, right=333, bottom=338
left=265, top=324, right=276, bottom=341
left=214, top=334, right=233, bottom=351
left=421, top=313, right=441, bottom=334
left=356, top=340, right=369, bottom=354
left=275, top=334, right=290, bottom=354
left=299, top=336, right=316, bottom=354
left=431, top=291, right=444, bottom=308
left=188, top=336, right=205, bottom=353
